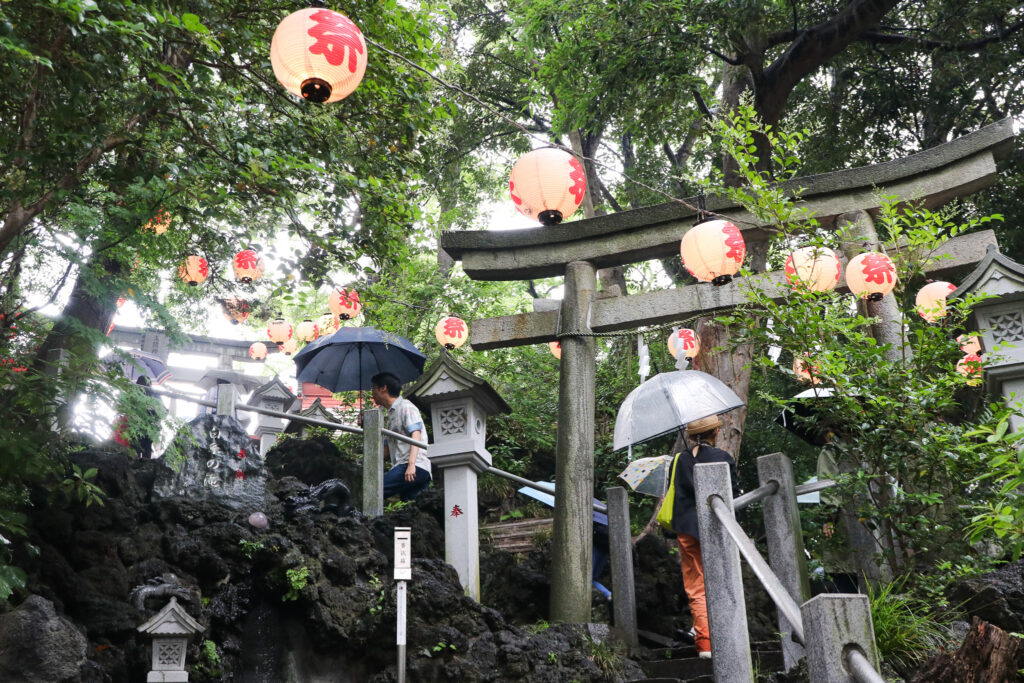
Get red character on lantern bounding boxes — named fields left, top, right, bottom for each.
left=860, top=253, right=895, bottom=285
left=307, top=9, right=364, bottom=72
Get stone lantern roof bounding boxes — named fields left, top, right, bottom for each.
left=406, top=349, right=510, bottom=416
left=136, top=597, right=202, bottom=636
left=951, top=244, right=1024, bottom=303
left=247, top=375, right=299, bottom=411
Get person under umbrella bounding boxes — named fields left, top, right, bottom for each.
left=370, top=372, right=431, bottom=501
left=669, top=414, right=740, bottom=660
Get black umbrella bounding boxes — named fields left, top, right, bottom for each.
left=292, top=326, right=426, bottom=392
left=101, top=349, right=172, bottom=385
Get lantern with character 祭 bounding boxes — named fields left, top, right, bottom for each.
left=793, top=354, right=822, bottom=384
left=957, top=353, right=983, bottom=386
left=509, top=148, right=587, bottom=225
left=295, top=319, right=319, bottom=342
left=270, top=7, right=367, bottom=103
left=178, top=254, right=209, bottom=286
left=680, top=219, right=745, bottom=286
left=279, top=338, right=299, bottom=356
left=784, top=246, right=841, bottom=292
left=233, top=250, right=264, bottom=284
left=846, top=252, right=897, bottom=301
left=958, top=334, right=982, bottom=355
left=249, top=342, right=268, bottom=361
left=915, top=281, right=957, bottom=323
left=435, top=316, right=468, bottom=350
left=267, top=317, right=292, bottom=343
left=329, top=289, right=361, bottom=320
left=668, top=328, right=700, bottom=359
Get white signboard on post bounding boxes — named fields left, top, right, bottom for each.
left=394, top=527, right=412, bottom=581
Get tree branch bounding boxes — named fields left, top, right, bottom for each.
left=859, top=18, right=1024, bottom=52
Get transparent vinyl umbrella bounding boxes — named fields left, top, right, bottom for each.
left=613, top=370, right=744, bottom=451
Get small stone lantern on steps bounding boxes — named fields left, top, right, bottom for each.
left=407, top=349, right=510, bottom=600
left=137, top=597, right=203, bottom=682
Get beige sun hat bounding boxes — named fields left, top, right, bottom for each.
left=685, top=414, right=723, bottom=437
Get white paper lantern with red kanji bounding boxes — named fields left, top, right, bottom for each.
left=549, top=341, right=561, bottom=359
left=957, top=353, right=983, bottom=386
left=915, top=281, right=957, bottom=323
left=249, top=342, right=268, bottom=360
left=793, top=354, right=822, bottom=384
left=957, top=334, right=982, bottom=355
left=143, top=208, right=172, bottom=235
left=267, top=317, right=292, bottom=343
left=845, top=252, right=897, bottom=301
left=295, top=319, right=319, bottom=342
left=178, top=254, right=209, bottom=286
left=318, top=312, right=340, bottom=335
left=435, top=316, right=468, bottom=350
left=509, top=148, right=587, bottom=225
left=270, top=7, right=367, bottom=103
left=222, top=298, right=251, bottom=325
left=329, top=289, right=361, bottom=320
left=680, top=219, right=746, bottom=286
left=784, top=246, right=841, bottom=292
left=668, top=328, right=700, bottom=359
left=279, top=338, right=299, bottom=356
left=233, top=249, right=264, bottom=284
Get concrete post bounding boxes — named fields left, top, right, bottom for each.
left=444, top=464, right=482, bottom=599
left=215, top=385, right=237, bottom=421
left=694, top=462, right=753, bottom=682
left=551, top=260, right=597, bottom=623
left=606, top=487, right=637, bottom=648
left=801, top=594, right=880, bottom=683
left=363, top=408, right=384, bottom=517
left=757, top=453, right=810, bottom=671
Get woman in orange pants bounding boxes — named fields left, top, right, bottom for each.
left=671, top=414, right=740, bottom=658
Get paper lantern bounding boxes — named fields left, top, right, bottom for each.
left=680, top=219, right=745, bottom=286
left=233, top=249, right=264, bottom=284
left=295, top=319, right=319, bottom=342
left=793, top=354, right=822, bottom=384
left=279, top=338, right=299, bottom=356
left=178, top=254, right=209, bottom=286
left=249, top=342, right=268, bottom=360
left=270, top=7, right=367, bottom=103
left=784, top=246, right=841, bottom=292
left=267, top=317, right=292, bottom=343
left=116, top=297, right=127, bottom=309
left=957, top=353, right=983, bottom=386
left=222, top=298, right=251, bottom=325
left=143, top=208, right=172, bottom=234
left=509, top=148, right=586, bottom=225
left=318, top=312, right=340, bottom=335
left=329, top=289, right=361, bottom=320
left=668, top=328, right=700, bottom=359
left=957, top=334, right=982, bottom=356
left=435, top=316, right=468, bottom=350
left=549, top=341, right=561, bottom=359
left=846, top=252, right=897, bottom=301
left=915, top=281, right=957, bottom=323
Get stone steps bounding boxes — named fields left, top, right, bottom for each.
left=633, top=641, right=784, bottom=683
left=480, top=517, right=552, bottom=553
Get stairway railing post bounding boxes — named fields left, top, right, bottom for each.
left=606, top=486, right=638, bottom=648
left=801, top=594, right=881, bottom=682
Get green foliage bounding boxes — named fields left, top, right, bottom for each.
left=964, top=409, right=1024, bottom=560
left=385, top=499, right=413, bottom=513
left=525, top=619, right=550, bottom=634
left=367, top=574, right=385, bottom=616
left=868, top=578, right=951, bottom=674
left=201, top=640, right=220, bottom=666
left=584, top=636, right=625, bottom=678
left=238, top=539, right=264, bottom=560
left=282, top=566, right=309, bottom=602
left=52, top=464, right=104, bottom=508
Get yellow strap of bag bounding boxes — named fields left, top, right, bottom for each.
left=656, top=453, right=681, bottom=531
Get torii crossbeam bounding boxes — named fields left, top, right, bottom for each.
left=439, top=118, right=1016, bottom=623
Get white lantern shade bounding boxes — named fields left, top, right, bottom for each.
left=509, top=148, right=586, bottom=225
left=318, top=312, right=340, bottom=335
left=549, top=341, right=561, bottom=359
left=270, top=8, right=367, bottom=103
left=846, top=252, right=897, bottom=300
left=915, top=281, right=957, bottom=322
left=680, top=219, right=746, bottom=285
left=178, top=254, right=209, bottom=286
left=435, top=316, right=468, bottom=350
left=668, top=328, right=700, bottom=359
left=329, top=289, right=361, bottom=320
left=957, top=353, right=983, bottom=386
left=267, top=318, right=292, bottom=343
left=793, top=355, right=822, bottom=384
left=222, top=298, right=251, bottom=325
left=295, top=319, right=320, bottom=342
left=249, top=342, right=268, bottom=360
left=784, top=246, right=841, bottom=292
left=233, top=250, right=264, bottom=284
left=279, top=338, right=299, bottom=356
left=957, top=334, right=982, bottom=355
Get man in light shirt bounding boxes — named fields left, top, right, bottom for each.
left=370, top=372, right=431, bottom=501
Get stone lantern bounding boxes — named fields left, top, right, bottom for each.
left=952, top=245, right=1024, bottom=431
left=137, top=597, right=203, bottom=682
left=247, top=376, right=299, bottom=454
left=407, top=350, right=510, bottom=600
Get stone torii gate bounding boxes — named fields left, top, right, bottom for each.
left=439, top=118, right=1015, bottom=623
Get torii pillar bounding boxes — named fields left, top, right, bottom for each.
left=439, top=118, right=1015, bottom=623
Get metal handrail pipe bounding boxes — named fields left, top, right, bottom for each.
left=794, top=478, right=836, bottom=496
left=733, top=480, right=779, bottom=511
left=847, top=647, right=886, bottom=683
left=708, top=494, right=806, bottom=645
left=486, top=467, right=608, bottom=515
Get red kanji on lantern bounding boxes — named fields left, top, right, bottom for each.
left=443, top=318, right=465, bottom=338
left=510, top=180, right=522, bottom=206
left=722, top=223, right=745, bottom=262
left=678, top=329, right=697, bottom=351
left=307, top=9, right=364, bottom=73
left=568, top=157, right=587, bottom=204
left=859, top=253, right=895, bottom=285
left=450, top=505, right=464, bottom=518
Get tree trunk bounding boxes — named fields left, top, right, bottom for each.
left=911, top=617, right=1022, bottom=683
left=693, top=319, right=754, bottom=460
